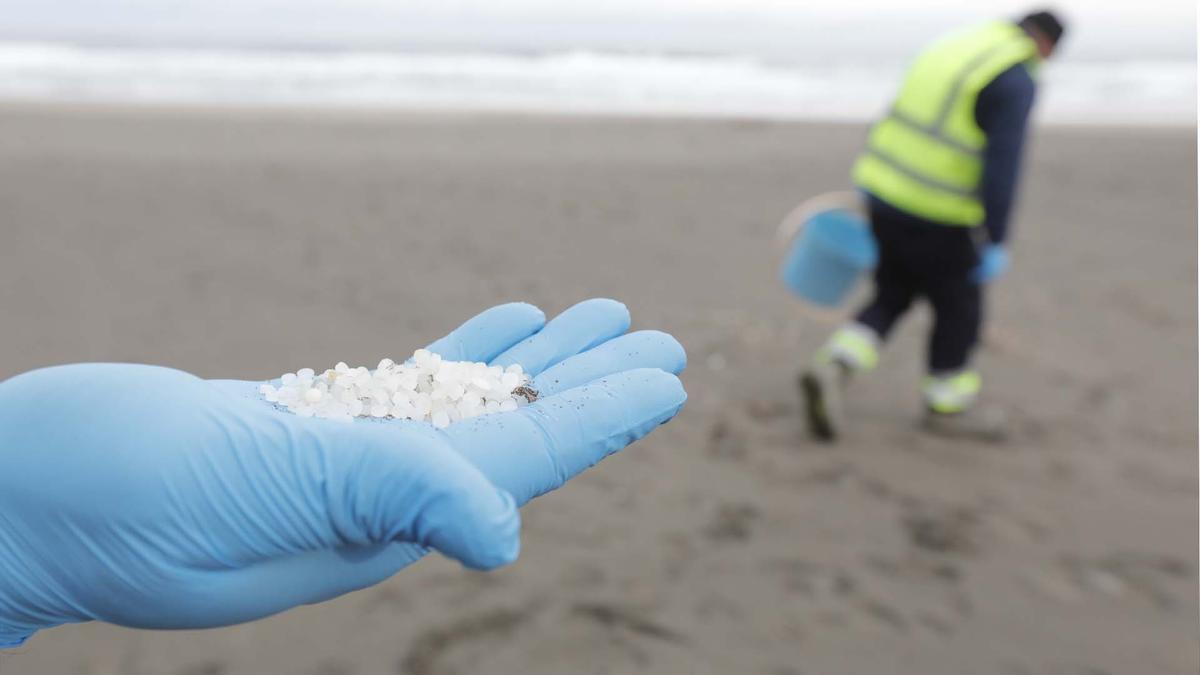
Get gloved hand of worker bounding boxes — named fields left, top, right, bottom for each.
left=971, top=244, right=1010, bottom=284
left=0, top=299, right=686, bottom=648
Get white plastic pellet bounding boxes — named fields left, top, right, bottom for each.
left=261, top=349, right=537, bottom=424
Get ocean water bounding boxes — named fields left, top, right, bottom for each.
left=0, top=41, right=1192, bottom=125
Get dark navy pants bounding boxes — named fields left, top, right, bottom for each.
left=855, top=198, right=983, bottom=373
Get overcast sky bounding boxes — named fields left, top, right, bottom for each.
left=1, top=1, right=1194, bottom=60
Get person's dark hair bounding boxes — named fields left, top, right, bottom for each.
left=1020, top=9, right=1066, bottom=46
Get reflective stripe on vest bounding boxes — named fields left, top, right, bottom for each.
left=853, top=22, right=1038, bottom=226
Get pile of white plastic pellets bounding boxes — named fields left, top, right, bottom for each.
left=260, top=349, right=536, bottom=427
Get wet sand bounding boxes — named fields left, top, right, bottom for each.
left=0, top=105, right=1195, bottom=674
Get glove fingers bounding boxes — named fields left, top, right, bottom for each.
left=489, top=298, right=631, bottom=376
left=424, top=302, right=547, bottom=363
left=532, top=330, right=686, bottom=397
left=443, top=368, right=686, bottom=505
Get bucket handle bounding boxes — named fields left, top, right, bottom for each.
left=774, top=191, right=867, bottom=255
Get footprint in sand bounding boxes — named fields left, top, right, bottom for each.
left=399, top=605, right=540, bottom=675
left=706, top=417, right=748, bottom=460
left=571, top=602, right=689, bottom=645
left=901, top=503, right=981, bottom=555
left=703, top=502, right=761, bottom=542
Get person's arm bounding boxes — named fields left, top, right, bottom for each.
left=974, top=63, right=1037, bottom=244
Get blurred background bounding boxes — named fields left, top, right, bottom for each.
left=0, top=1, right=1194, bottom=123
left=0, top=1, right=1196, bottom=674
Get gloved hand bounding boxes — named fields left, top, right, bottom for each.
left=971, top=244, right=1010, bottom=284
left=0, top=298, right=686, bottom=648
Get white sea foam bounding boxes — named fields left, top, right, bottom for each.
left=0, top=41, right=1191, bottom=125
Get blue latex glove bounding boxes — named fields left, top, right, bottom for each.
left=0, top=298, right=686, bottom=648
left=971, top=244, right=1010, bottom=284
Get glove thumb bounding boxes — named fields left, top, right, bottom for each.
left=312, top=423, right=521, bottom=571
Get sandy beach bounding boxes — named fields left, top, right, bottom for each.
left=0, top=105, right=1195, bottom=675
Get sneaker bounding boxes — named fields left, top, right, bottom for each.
left=921, top=404, right=1009, bottom=443
left=799, top=360, right=847, bottom=441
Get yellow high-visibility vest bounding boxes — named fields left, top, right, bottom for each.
left=853, top=21, right=1039, bottom=226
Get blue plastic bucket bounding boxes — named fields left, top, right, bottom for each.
left=779, top=207, right=878, bottom=307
